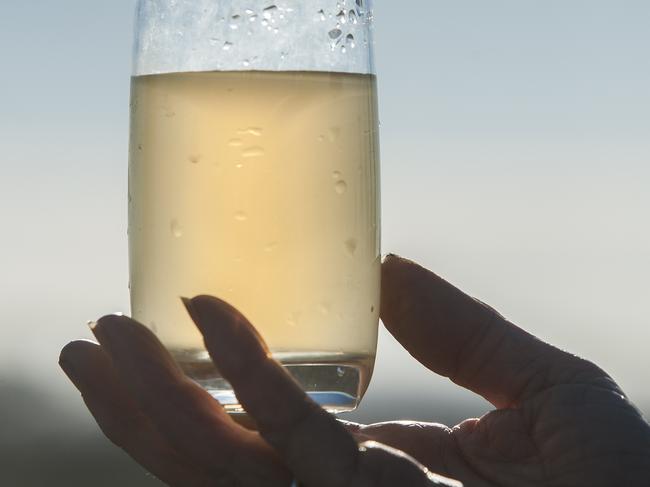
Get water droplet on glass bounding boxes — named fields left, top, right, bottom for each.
left=171, top=220, right=183, bottom=238
left=335, top=180, right=348, bottom=194
left=235, top=161, right=244, bottom=169
left=223, top=41, right=233, bottom=51
left=230, top=14, right=241, bottom=29
left=261, top=19, right=269, bottom=26
left=345, top=238, right=358, bottom=255
left=337, top=367, right=346, bottom=378
left=247, top=127, right=263, bottom=136
left=356, top=0, right=364, bottom=7
left=317, top=9, right=326, bottom=21
left=242, top=59, right=251, bottom=67
left=234, top=212, right=248, bottom=222
left=348, top=9, right=358, bottom=24
left=209, top=37, right=220, bottom=46
left=332, top=170, right=342, bottom=180
left=287, top=311, right=301, bottom=327
left=263, top=5, right=278, bottom=19
left=346, top=33, right=356, bottom=48
left=264, top=241, right=278, bottom=252
left=328, top=28, right=343, bottom=39
left=341, top=45, right=347, bottom=54
left=137, top=144, right=143, bottom=151
left=249, top=14, right=258, bottom=22
left=228, top=138, right=243, bottom=147
left=245, top=8, right=254, bottom=14
left=189, top=154, right=201, bottom=164
left=242, top=146, right=265, bottom=158
left=336, top=10, right=347, bottom=24
left=328, top=126, right=341, bottom=141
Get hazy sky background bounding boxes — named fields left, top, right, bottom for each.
left=1, top=0, right=649, bottom=457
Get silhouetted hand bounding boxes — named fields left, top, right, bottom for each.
left=59, top=255, right=650, bottom=486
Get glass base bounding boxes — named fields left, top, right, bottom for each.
left=173, top=349, right=375, bottom=414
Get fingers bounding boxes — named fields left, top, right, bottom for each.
left=59, top=340, right=213, bottom=487
left=90, top=314, right=290, bottom=486
left=183, top=296, right=360, bottom=487
left=381, top=255, right=606, bottom=408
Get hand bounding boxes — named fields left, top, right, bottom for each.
left=59, top=255, right=650, bottom=486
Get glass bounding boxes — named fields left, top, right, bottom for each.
left=129, top=0, right=380, bottom=413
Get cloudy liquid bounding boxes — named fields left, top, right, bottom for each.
left=129, top=70, right=380, bottom=412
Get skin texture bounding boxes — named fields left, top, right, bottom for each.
left=59, top=255, right=650, bottom=486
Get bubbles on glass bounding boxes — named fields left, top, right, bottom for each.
left=335, top=180, right=348, bottom=194
left=287, top=311, right=301, bottom=327
left=263, top=5, right=278, bottom=19
left=242, top=146, right=265, bottom=158
left=345, top=238, right=358, bottom=256
left=329, top=28, right=343, bottom=40
left=328, top=126, right=341, bottom=141
left=234, top=212, right=248, bottom=222
left=264, top=241, right=279, bottom=253
left=171, top=219, right=183, bottom=238
left=230, top=14, right=242, bottom=29
left=222, top=41, right=233, bottom=51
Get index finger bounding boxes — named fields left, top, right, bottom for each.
left=183, top=296, right=360, bottom=487
left=380, top=255, right=612, bottom=408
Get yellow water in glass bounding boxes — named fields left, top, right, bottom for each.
left=128, top=70, right=380, bottom=408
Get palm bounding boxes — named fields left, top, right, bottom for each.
left=358, top=381, right=648, bottom=486
left=356, top=256, right=650, bottom=486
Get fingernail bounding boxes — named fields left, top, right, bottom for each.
left=59, top=341, right=94, bottom=388
left=181, top=296, right=201, bottom=329
left=88, top=315, right=136, bottom=355
left=181, top=295, right=233, bottom=339
left=183, top=296, right=270, bottom=371
left=59, top=354, right=80, bottom=385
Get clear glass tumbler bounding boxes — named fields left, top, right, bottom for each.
left=129, top=0, right=380, bottom=413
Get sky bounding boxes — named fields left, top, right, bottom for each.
left=1, top=0, right=649, bottom=442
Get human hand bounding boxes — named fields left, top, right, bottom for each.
left=59, top=255, right=650, bottom=486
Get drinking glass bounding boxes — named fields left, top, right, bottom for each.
left=129, top=0, right=380, bottom=413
